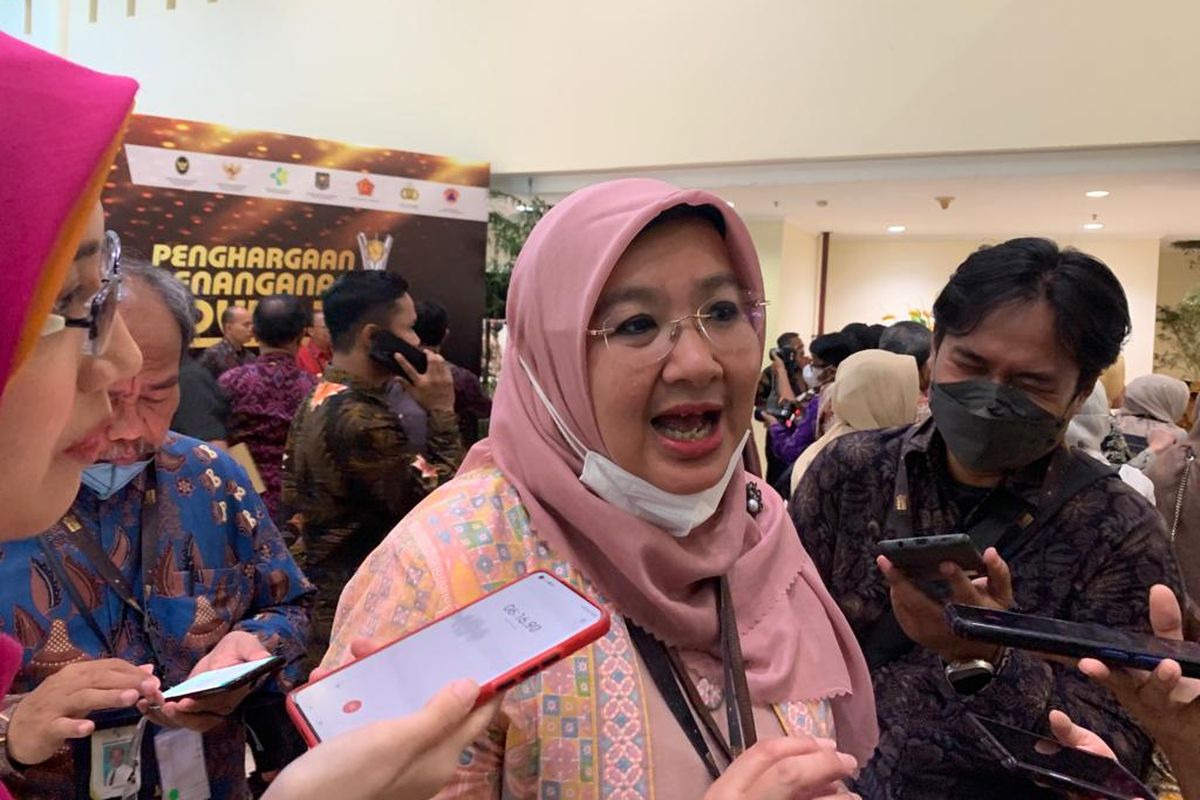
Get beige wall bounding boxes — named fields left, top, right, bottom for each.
left=821, top=237, right=1161, bottom=379
left=1156, top=245, right=1200, bottom=380
left=9, top=0, right=1200, bottom=173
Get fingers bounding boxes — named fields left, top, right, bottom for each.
left=1148, top=584, right=1185, bottom=641
left=64, top=687, right=142, bottom=717
left=940, top=563, right=980, bottom=605
left=401, top=680, right=482, bottom=751
left=349, top=637, right=388, bottom=660
left=761, top=741, right=857, bottom=798
left=391, top=352, right=418, bottom=383
left=49, top=716, right=94, bottom=743
left=1048, top=709, right=1117, bottom=759
left=982, top=549, right=1014, bottom=608
left=1141, top=659, right=1183, bottom=708
left=445, top=696, right=502, bottom=753
left=1078, top=658, right=1113, bottom=682
left=710, top=736, right=824, bottom=795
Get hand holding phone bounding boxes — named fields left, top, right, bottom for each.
left=368, top=330, right=428, bottom=376
left=287, top=572, right=610, bottom=746
left=969, top=714, right=1157, bottom=800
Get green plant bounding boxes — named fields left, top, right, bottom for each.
left=1156, top=286, right=1200, bottom=380
left=486, top=191, right=550, bottom=319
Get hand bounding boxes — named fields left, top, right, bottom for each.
left=1048, top=709, right=1116, bottom=759
left=7, top=659, right=162, bottom=766
left=139, top=631, right=270, bottom=733
left=266, top=636, right=502, bottom=800
left=703, top=736, right=859, bottom=800
left=395, top=351, right=455, bottom=415
left=1077, top=585, right=1200, bottom=767
left=877, top=547, right=1013, bottom=663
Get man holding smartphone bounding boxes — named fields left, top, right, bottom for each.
left=792, top=238, right=1185, bottom=799
left=281, top=271, right=464, bottom=670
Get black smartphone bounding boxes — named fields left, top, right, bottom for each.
left=876, top=534, right=986, bottom=581
left=160, top=655, right=285, bottom=702
left=968, top=714, right=1157, bottom=800
left=368, top=330, right=428, bottom=376
left=947, top=604, right=1200, bottom=678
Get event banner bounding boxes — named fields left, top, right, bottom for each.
left=103, top=115, right=490, bottom=369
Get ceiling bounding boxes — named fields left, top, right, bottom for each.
left=495, top=144, right=1200, bottom=241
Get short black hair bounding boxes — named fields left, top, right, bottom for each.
left=932, top=237, right=1130, bottom=392
left=866, top=324, right=886, bottom=349
left=414, top=300, right=449, bottom=348
left=879, top=320, right=933, bottom=369
left=322, top=271, right=410, bottom=353
left=253, top=294, right=309, bottom=348
left=776, top=332, right=802, bottom=349
left=220, top=305, right=245, bottom=327
left=840, top=322, right=873, bottom=353
left=809, top=332, right=854, bottom=367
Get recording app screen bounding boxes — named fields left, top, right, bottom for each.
left=979, top=718, right=1148, bottom=797
left=295, top=573, right=604, bottom=741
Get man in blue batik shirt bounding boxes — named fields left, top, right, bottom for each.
left=0, top=262, right=312, bottom=799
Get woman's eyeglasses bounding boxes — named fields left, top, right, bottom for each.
left=587, top=293, right=767, bottom=367
left=41, top=230, right=122, bottom=356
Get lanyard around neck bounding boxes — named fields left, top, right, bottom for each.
left=626, top=575, right=757, bottom=781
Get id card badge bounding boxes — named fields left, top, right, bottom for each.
left=154, top=727, right=211, bottom=800
left=89, top=723, right=143, bottom=799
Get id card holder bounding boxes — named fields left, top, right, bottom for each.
left=89, top=722, right=143, bottom=799
left=154, top=727, right=211, bottom=800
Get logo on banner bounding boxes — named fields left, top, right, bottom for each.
left=269, top=167, right=289, bottom=187
left=314, top=172, right=331, bottom=191
left=443, top=187, right=460, bottom=205
left=400, top=185, right=420, bottom=202
left=174, top=156, right=190, bottom=176
left=222, top=162, right=242, bottom=180
left=357, top=177, right=375, bottom=197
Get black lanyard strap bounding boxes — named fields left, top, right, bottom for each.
left=37, top=468, right=161, bottom=655
left=627, top=576, right=756, bottom=780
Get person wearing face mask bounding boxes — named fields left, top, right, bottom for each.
left=321, top=180, right=878, bottom=799
left=792, top=237, right=1185, bottom=799
left=0, top=259, right=313, bottom=797
left=765, top=332, right=852, bottom=486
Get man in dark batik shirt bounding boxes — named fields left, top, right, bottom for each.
left=792, top=238, right=1185, bottom=800
left=198, top=305, right=254, bottom=379
left=220, top=295, right=316, bottom=520
left=283, top=272, right=463, bottom=667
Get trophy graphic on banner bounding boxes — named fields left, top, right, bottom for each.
left=357, top=232, right=393, bottom=271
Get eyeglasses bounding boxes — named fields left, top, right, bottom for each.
left=587, top=293, right=767, bottom=367
left=41, top=230, right=122, bottom=355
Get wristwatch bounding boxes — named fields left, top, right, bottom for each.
left=944, top=650, right=1007, bottom=695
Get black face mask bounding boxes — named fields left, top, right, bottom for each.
left=929, top=379, right=1069, bottom=474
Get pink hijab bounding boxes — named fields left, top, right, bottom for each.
left=463, top=178, right=877, bottom=761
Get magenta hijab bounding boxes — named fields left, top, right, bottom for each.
left=462, top=178, right=877, bottom=760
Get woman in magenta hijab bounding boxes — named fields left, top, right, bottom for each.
left=325, top=179, right=878, bottom=798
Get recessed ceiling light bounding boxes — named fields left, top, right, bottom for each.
left=887, top=225, right=907, bottom=234
left=1083, top=222, right=1104, bottom=230
left=1085, top=190, right=1110, bottom=198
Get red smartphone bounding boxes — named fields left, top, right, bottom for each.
left=286, top=571, right=610, bottom=746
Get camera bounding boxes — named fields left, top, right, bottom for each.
left=769, top=345, right=797, bottom=367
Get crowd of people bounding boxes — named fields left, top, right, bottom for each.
left=3, top=31, right=1200, bottom=800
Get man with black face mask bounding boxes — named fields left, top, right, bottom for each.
left=792, top=238, right=1185, bottom=800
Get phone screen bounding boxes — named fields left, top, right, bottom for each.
left=162, top=655, right=281, bottom=701
left=291, top=572, right=607, bottom=742
left=950, top=605, right=1200, bottom=674
left=971, top=715, right=1155, bottom=800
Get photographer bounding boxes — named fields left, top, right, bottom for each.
left=754, top=333, right=807, bottom=485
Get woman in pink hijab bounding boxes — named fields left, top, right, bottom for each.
left=325, top=179, right=878, bottom=798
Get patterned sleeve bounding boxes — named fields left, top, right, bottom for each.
left=790, top=440, right=842, bottom=586
left=322, top=523, right=505, bottom=800
left=222, top=462, right=314, bottom=688
left=425, top=410, right=466, bottom=487
left=960, top=494, right=1185, bottom=774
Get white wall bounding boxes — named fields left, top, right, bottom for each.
left=9, top=0, right=1200, bottom=173
left=822, top=237, right=1161, bottom=379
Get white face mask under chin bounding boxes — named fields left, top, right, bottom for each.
left=520, top=357, right=749, bottom=538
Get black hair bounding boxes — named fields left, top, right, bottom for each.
left=879, top=320, right=933, bottom=369
left=809, top=332, right=854, bottom=367
left=322, top=271, right=410, bottom=353
left=640, top=203, right=727, bottom=239
left=414, top=300, right=449, bottom=348
left=866, top=324, right=886, bottom=349
left=839, top=322, right=873, bottom=353
left=776, top=331, right=802, bottom=350
left=220, top=305, right=245, bottom=327
left=932, top=237, right=1130, bottom=391
left=253, top=294, right=309, bottom=348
